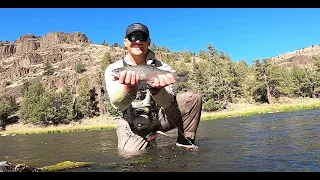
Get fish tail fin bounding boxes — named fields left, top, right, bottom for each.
left=175, top=72, right=189, bottom=82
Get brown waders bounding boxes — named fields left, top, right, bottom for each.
left=115, top=91, right=202, bottom=152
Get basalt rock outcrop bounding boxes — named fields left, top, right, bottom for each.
left=0, top=31, right=93, bottom=88
left=0, top=32, right=91, bottom=57
left=0, top=31, right=126, bottom=117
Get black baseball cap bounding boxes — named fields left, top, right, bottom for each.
left=125, top=23, right=150, bottom=38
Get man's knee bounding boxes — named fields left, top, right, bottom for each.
left=116, top=123, right=150, bottom=151
left=178, top=91, right=202, bottom=104
left=192, top=92, right=202, bottom=103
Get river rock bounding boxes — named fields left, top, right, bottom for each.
left=0, top=161, right=40, bottom=172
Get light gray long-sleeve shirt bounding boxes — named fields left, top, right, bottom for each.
left=104, top=50, right=175, bottom=112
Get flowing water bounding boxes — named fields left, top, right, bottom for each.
left=1, top=108, right=319, bottom=172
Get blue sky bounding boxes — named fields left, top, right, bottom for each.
left=1, top=8, right=320, bottom=65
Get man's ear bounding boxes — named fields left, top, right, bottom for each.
left=148, top=39, right=151, bottom=46
left=123, top=39, right=128, bottom=47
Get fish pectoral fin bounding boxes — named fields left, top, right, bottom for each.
left=146, top=80, right=155, bottom=86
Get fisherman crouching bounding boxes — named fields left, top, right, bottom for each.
left=104, top=23, right=203, bottom=152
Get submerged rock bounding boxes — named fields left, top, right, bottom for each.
left=0, top=161, right=41, bottom=172
left=0, top=160, right=94, bottom=172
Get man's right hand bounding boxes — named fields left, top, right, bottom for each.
left=114, top=70, right=140, bottom=95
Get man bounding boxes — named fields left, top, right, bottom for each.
left=104, top=22, right=202, bottom=152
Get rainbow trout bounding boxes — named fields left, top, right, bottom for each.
left=111, top=65, right=189, bottom=83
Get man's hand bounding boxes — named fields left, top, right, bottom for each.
left=118, top=70, right=140, bottom=86
left=113, top=70, right=140, bottom=95
left=148, top=73, right=176, bottom=88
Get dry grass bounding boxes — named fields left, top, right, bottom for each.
left=1, top=115, right=116, bottom=136
left=272, top=44, right=320, bottom=60
left=201, top=98, right=320, bottom=121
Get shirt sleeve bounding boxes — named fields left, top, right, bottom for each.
left=150, top=85, right=175, bottom=108
left=104, top=63, right=135, bottom=111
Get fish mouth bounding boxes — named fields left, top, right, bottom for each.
left=111, top=68, right=125, bottom=77
left=112, top=72, right=120, bottom=77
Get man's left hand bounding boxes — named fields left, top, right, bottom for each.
left=149, top=73, right=176, bottom=88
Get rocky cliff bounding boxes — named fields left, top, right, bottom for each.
left=0, top=31, right=127, bottom=116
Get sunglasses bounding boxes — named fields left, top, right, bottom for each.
left=127, top=33, right=149, bottom=42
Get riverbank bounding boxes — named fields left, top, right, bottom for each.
left=1, top=97, right=320, bottom=136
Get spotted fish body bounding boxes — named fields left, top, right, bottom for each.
left=111, top=65, right=189, bottom=83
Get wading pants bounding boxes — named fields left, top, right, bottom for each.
left=115, top=91, right=203, bottom=152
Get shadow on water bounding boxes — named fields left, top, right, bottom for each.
left=1, top=108, right=319, bottom=172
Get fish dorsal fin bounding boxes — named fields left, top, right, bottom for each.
left=122, top=58, right=129, bottom=67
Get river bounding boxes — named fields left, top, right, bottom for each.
left=1, top=108, right=319, bottom=172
